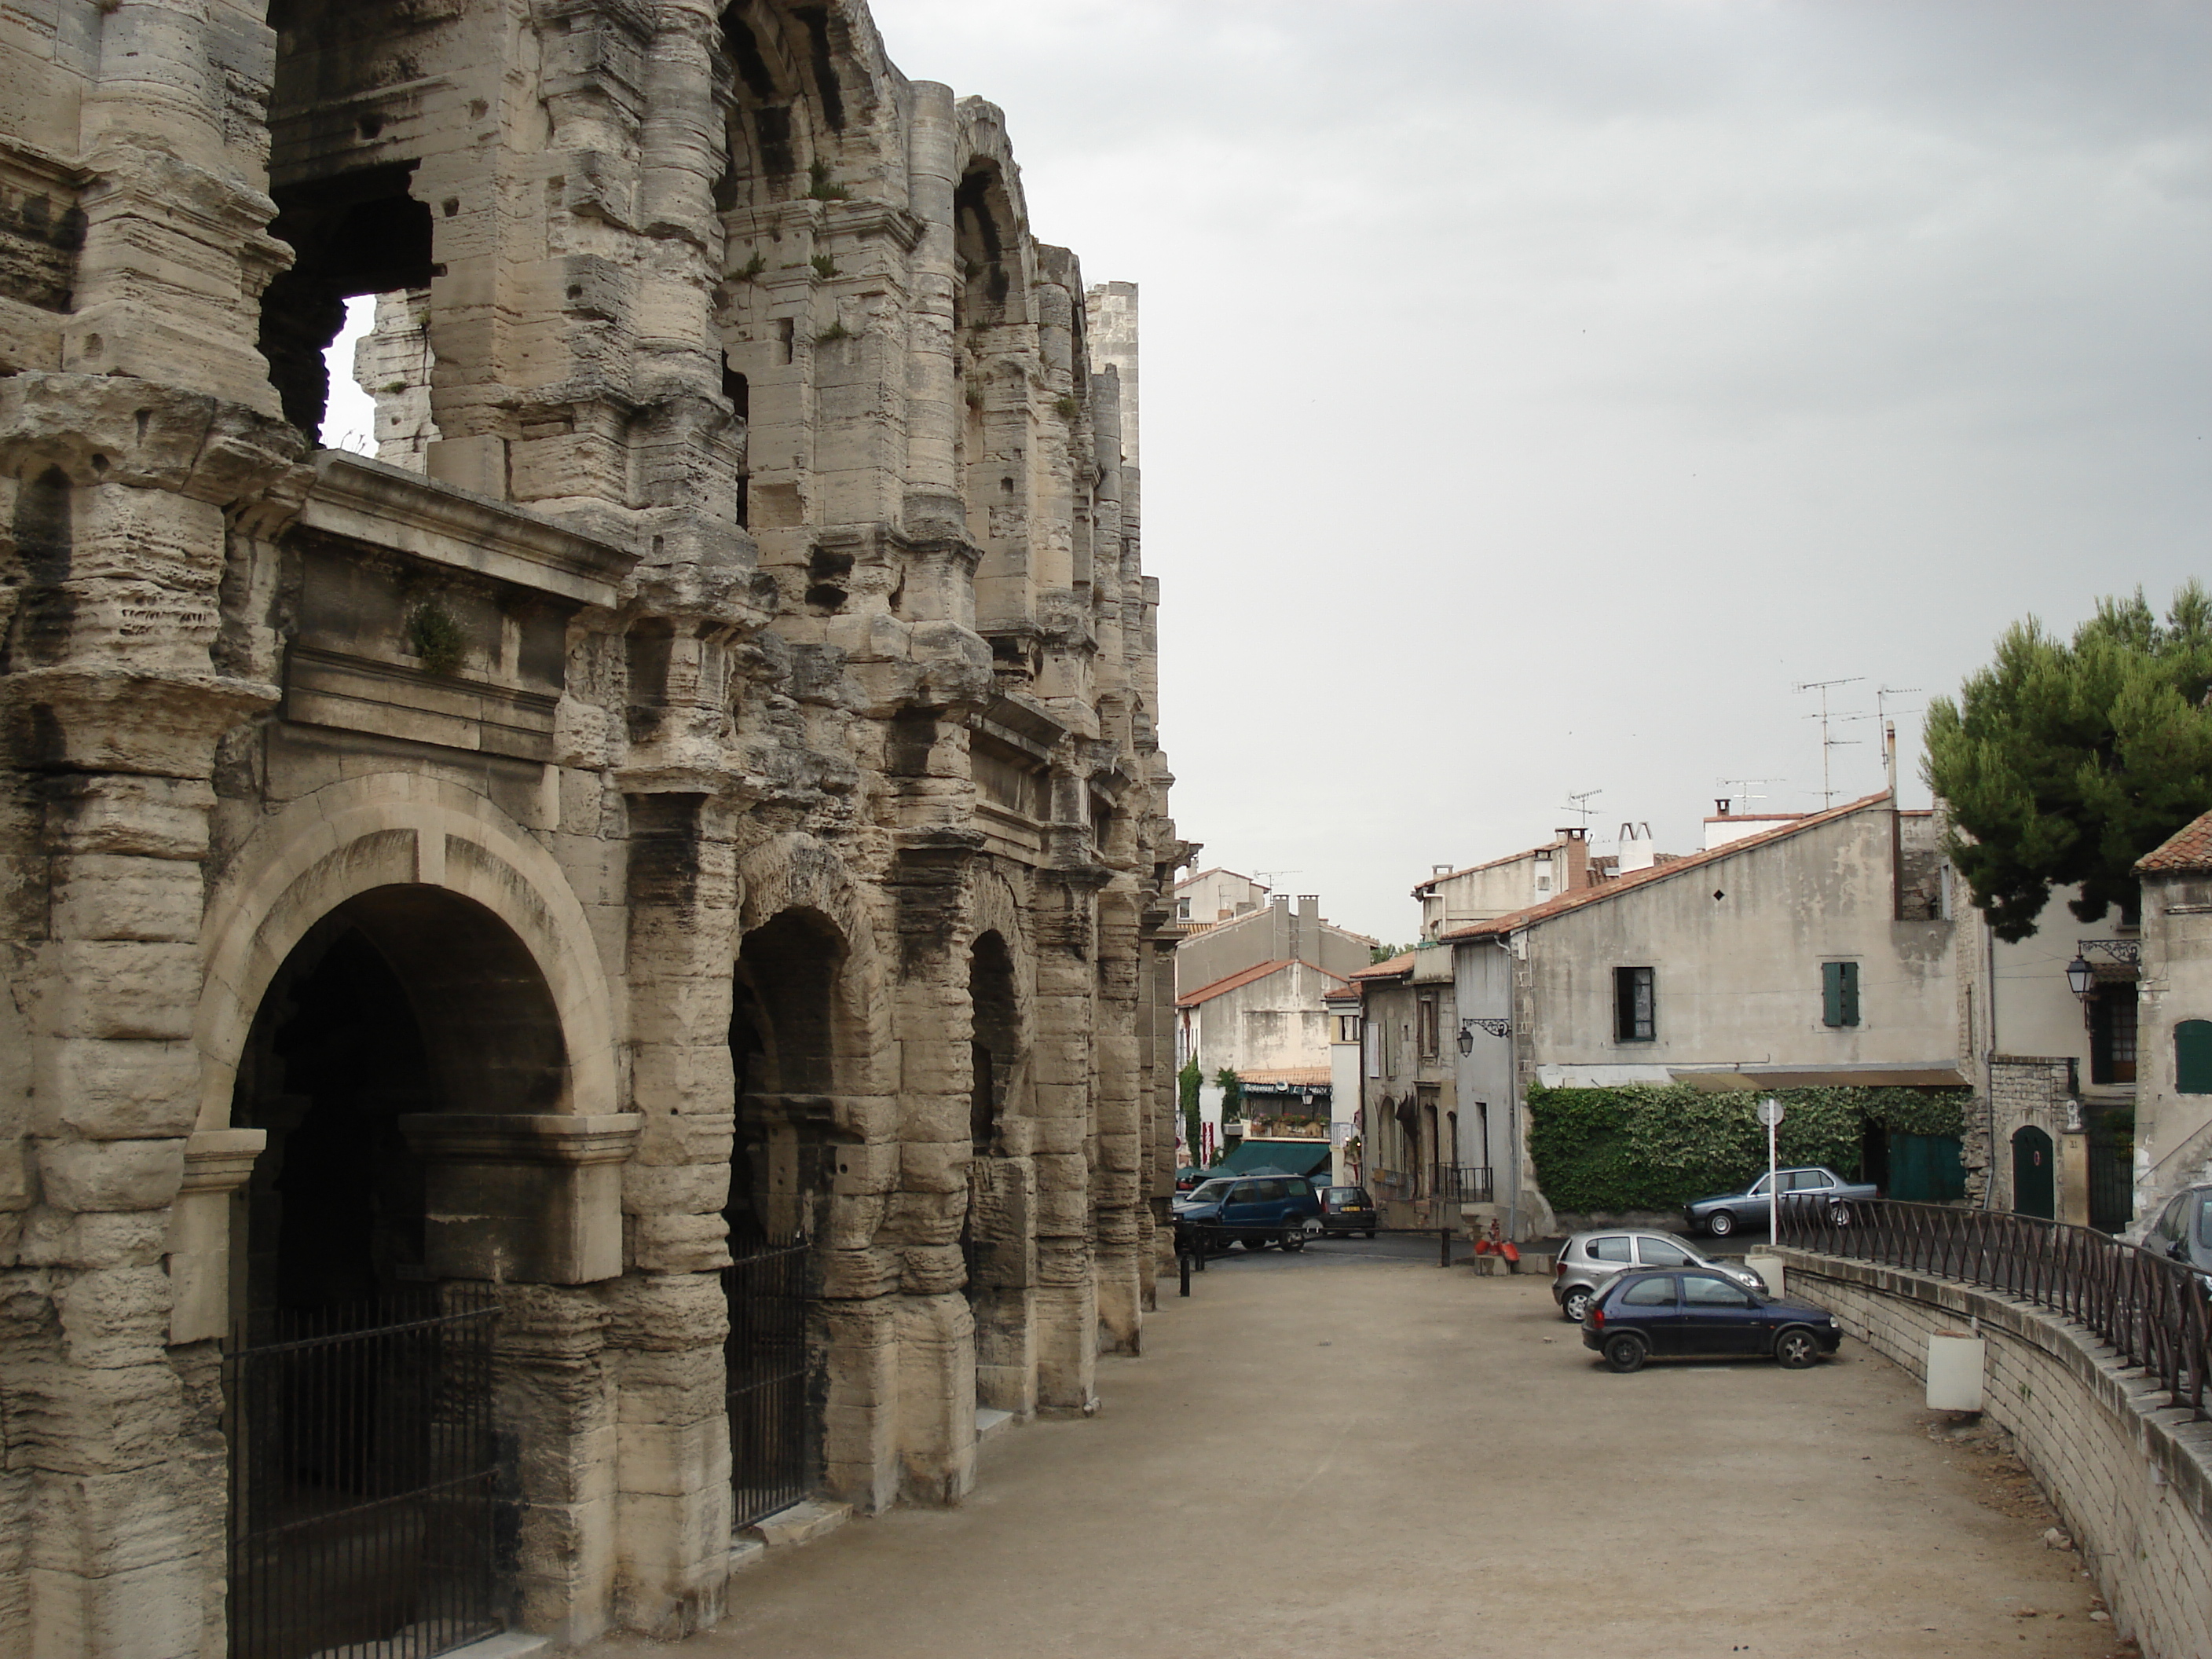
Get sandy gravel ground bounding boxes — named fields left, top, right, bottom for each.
left=582, top=1238, right=2128, bottom=1659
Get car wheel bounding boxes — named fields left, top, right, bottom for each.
left=1602, top=1333, right=1646, bottom=1373
left=1363, top=1229, right=1375, bottom=1240
left=1281, top=1229, right=1306, bottom=1253
left=1774, top=1327, right=1822, bottom=1370
left=1705, top=1210, right=1735, bottom=1238
left=1828, top=1199, right=1853, bottom=1227
left=1562, top=1287, right=1594, bottom=1324
left=1243, top=1235, right=1268, bottom=1251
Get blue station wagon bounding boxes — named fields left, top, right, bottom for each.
left=1171, top=1174, right=1322, bottom=1253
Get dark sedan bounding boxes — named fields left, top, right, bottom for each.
left=1580, top=1268, right=1843, bottom=1373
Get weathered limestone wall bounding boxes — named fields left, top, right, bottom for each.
left=1780, top=1249, right=2212, bottom=1659
left=0, top=2, right=1186, bottom=1654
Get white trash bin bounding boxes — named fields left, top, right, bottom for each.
left=1927, top=1331, right=1987, bottom=1412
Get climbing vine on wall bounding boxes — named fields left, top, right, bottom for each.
left=1178, top=1059, right=1202, bottom=1163
left=1525, top=1084, right=1969, bottom=1212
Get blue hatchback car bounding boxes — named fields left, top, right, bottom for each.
left=1171, top=1174, right=1322, bottom=1252
left=1581, top=1267, right=1842, bottom=1373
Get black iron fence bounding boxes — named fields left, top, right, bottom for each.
left=1430, top=1164, right=1495, bottom=1203
left=1779, top=1196, right=2211, bottom=1421
left=723, top=1236, right=813, bottom=1530
left=224, top=1292, right=501, bottom=1659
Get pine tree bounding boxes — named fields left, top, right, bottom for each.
left=1925, top=582, right=2212, bottom=941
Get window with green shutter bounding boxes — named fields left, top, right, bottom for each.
left=2177, top=1020, right=2212, bottom=1095
left=1822, top=961, right=1860, bottom=1027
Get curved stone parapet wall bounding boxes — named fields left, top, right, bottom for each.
left=1778, top=1248, right=2212, bottom=1659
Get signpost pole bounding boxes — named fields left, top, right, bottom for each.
left=1758, top=1096, right=1785, bottom=1241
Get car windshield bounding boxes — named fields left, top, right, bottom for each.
left=1328, top=1188, right=1367, bottom=1202
left=1183, top=1180, right=1233, bottom=1204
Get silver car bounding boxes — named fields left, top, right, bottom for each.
left=1551, top=1229, right=1767, bottom=1323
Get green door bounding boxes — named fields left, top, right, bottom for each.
left=2012, top=1126, right=2056, bottom=1220
left=1890, top=1133, right=1965, bottom=1203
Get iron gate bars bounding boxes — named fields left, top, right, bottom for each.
left=1778, top=1196, right=2211, bottom=1421
left=224, top=1292, right=501, bottom=1659
left=723, top=1236, right=813, bottom=1530
left=1429, top=1165, right=1496, bottom=1204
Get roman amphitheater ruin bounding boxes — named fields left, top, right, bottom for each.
left=0, top=2, right=1184, bottom=1654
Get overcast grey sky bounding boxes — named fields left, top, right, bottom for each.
left=862, top=0, right=2210, bottom=943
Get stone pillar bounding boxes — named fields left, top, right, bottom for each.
left=2061, top=1119, right=2092, bottom=1229
left=611, top=786, right=740, bottom=1635
left=1093, top=890, right=1144, bottom=1353
left=1031, top=876, right=1100, bottom=1411
left=884, top=835, right=977, bottom=1503
left=902, top=82, right=961, bottom=529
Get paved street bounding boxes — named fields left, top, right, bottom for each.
left=587, top=1240, right=2119, bottom=1659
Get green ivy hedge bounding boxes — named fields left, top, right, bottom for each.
left=1525, top=1084, right=1969, bottom=1213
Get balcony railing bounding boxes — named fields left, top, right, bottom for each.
left=1430, top=1165, right=1495, bottom=1203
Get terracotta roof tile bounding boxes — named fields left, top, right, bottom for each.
left=1175, top=958, right=1348, bottom=1009
left=1440, top=790, right=1895, bottom=943
left=2139, top=810, right=2212, bottom=875
left=1350, top=951, right=1417, bottom=980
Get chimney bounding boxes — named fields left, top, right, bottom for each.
left=1296, top=894, right=1317, bottom=961
left=1715, top=798, right=1731, bottom=817
left=1565, top=834, right=1588, bottom=889
left=1617, top=821, right=1657, bottom=874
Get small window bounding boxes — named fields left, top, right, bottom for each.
left=1177, top=897, right=1191, bottom=920
left=1588, top=1236, right=1632, bottom=1263
left=2177, top=1020, right=2212, bottom=1094
left=1417, top=994, right=1439, bottom=1060
left=1621, top=1276, right=1676, bottom=1307
left=1337, top=1013, right=1363, bottom=1044
left=1822, top=961, right=1860, bottom=1027
left=1613, top=966, right=1656, bottom=1042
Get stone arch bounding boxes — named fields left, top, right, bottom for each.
left=733, top=832, right=893, bottom=1101
left=716, top=2, right=884, bottom=211
left=196, top=774, right=619, bottom=1132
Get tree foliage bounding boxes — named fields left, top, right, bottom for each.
left=1177, top=1059, right=1202, bottom=1163
left=1525, top=1085, right=1968, bottom=1213
left=1213, top=1066, right=1243, bottom=1122
left=1925, top=583, right=2212, bottom=941
left=1368, top=943, right=1416, bottom=963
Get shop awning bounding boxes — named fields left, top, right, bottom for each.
left=1208, top=1138, right=1331, bottom=1179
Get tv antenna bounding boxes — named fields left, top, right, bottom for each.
left=1875, top=686, right=1921, bottom=795
left=1716, top=777, right=1776, bottom=811
left=1249, top=869, right=1301, bottom=892
left=1795, top=677, right=1866, bottom=808
left=1558, top=789, right=1602, bottom=832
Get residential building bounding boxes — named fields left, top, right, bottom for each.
left=1326, top=981, right=1364, bottom=1185
left=2132, top=812, right=2212, bottom=1221
left=1350, top=943, right=1473, bottom=1223
left=1412, top=829, right=1597, bottom=939
left=1173, top=866, right=1272, bottom=925
left=1443, top=793, right=1969, bottom=1237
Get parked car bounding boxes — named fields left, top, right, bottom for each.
left=1551, top=1229, right=1765, bottom=1323
left=2137, top=1185, right=2212, bottom=1284
left=1174, top=1166, right=1209, bottom=1192
left=1316, top=1185, right=1378, bottom=1237
left=1172, top=1174, right=1323, bottom=1252
left=1683, top=1166, right=1877, bottom=1237
left=1580, top=1269, right=1843, bottom=1373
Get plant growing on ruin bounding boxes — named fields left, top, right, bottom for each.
left=735, top=251, right=767, bottom=283
left=811, top=253, right=839, bottom=280
left=965, top=384, right=986, bottom=410
left=1214, top=1067, right=1244, bottom=1123
left=405, top=598, right=468, bottom=677
left=806, top=159, right=851, bottom=201
left=815, top=320, right=851, bottom=344
left=1053, top=395, right=1080, bottom=421
left=1926, top=581, right=2212, bottom=939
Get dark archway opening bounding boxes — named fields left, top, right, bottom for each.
left=2012, top=1126, right=2056, bottom=1221
left=227, top=885, right=565, bottom=1659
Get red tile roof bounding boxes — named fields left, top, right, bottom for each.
left=1439, top=790, right=1895, bottom=943
left=1411, top=841, right=1561, bottom=897
left=2139, top=810, right=2212, bottom=875
left=1175, top=958, right=1348, bottom=1009
left=1350, top=951, right=1417, bottom=981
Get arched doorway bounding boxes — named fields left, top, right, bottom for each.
left=227, top=885, right=569, bottom=1659
left=724, top=909, right=847, bottom=1529
left=964, top=931, right=1032, bottom=1413
left=2012, top=1126, right=2056, bottom=1220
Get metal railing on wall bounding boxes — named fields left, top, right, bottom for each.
left=1430, top=1165, right=1495, bottom=1203
left=722, top=1236, right=814, bottom=1530
left=224, top=1291, right=501, bottom=1659
left=1779, top=1196, right=2211, bottom=1422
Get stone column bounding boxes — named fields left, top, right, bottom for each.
left=610, top=786, right=740, bottom=1635
left=1093, top=889, right=1144, bottom=1353
left=884, top=834, right=978, bottom=1503
left=1031, top=874, right=1101, bottom=1411
left=902, top=82, right=961, bottom=531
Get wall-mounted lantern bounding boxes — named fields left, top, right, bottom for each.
left=2064, top=954, right=2094, bottom=999
left=1458, top=1018, right=1511, bottom=1055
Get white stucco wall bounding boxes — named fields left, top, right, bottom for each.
left=2136, top=870, right=2212, bottom=1213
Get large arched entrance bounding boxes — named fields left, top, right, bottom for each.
left=226, top=886, right=569, bottom=1659
left=964, top=929, right=1035, bottom=1415
left=723, top=909, right=847, bottom=1529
